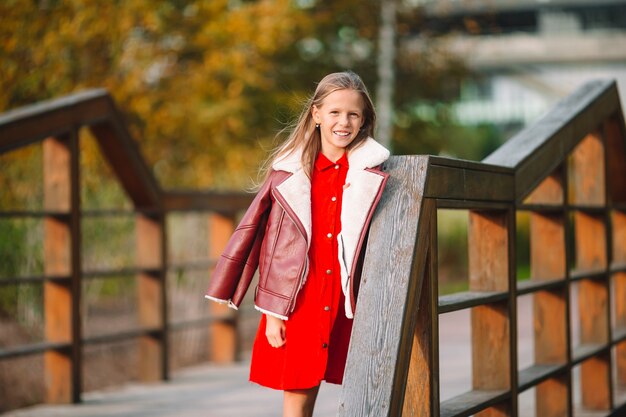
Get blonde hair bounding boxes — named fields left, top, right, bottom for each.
left=260, top=71, right=376, bottom=182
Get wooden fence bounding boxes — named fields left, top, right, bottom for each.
left=340, top=79, right=626, bottom=416
left=0, top=79, right=625, bottom=416
left=0, top=90, right=252, bottom=403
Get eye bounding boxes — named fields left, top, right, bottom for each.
left=330, top=111, right=339, bottom=115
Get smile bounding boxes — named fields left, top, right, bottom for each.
left=333, top=131, right=351, bottom=137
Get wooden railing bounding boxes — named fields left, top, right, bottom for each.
left=0, top=90, right=252, bottom=404
left=340, top=79, right=626, bottom=416
left=1, top=80, right=625, bottom=416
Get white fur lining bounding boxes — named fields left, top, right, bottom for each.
left=347, top=137, right=390, bottom=170
left=254, top=305, right=289, bottom=321
left=204, top=294, right=239, bottom=311
left=275, top=169, right=312, bottom=246
left=337, top=234, right=354, bottom=319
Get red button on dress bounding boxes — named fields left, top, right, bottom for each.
left=249, top=152, right=353, bottom=390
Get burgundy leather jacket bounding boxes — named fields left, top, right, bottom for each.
left=205, top=138, right=390, bottom=320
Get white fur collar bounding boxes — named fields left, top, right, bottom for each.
left=272, top=137, right=390, bottom=173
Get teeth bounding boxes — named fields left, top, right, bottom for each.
left=333, top=131, right=350, bottom=136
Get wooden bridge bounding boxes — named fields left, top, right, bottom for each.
left=1, top=79, right=625, bottom=416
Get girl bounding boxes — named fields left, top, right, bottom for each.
left=205, top=71, right=390, bottom=417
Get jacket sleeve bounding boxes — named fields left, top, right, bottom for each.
left=205, top=173, right=274, bottom=309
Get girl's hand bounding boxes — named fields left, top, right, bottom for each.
left=265, top=315, right=286, bottom=348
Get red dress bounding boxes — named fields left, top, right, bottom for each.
left=249, top=152, right=353, bottom=390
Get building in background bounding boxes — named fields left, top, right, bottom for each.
left=408, top=0, right=626, bottom=136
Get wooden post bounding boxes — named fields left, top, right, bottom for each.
left=529, top=210, right=568, bottom=416
left=402, top=210, right=439, bottom=417
left=43, top=132, right=82, bottom=403
left=570, top=131, right=605, bottom=206
left=208, top=212, right=237, bottom=363
left=136, top=213, right=167, bottom=381
left=613, top=209, right=626, bottom=387
left=575, top=212, right=607, bottom=272
left=338, top=156, right=431, bottom=417
left=468, top=210, right=511, bottom=416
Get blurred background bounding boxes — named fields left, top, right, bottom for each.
left=1, top=0, right=625, bottom=411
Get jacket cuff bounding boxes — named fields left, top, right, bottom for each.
left=204, top=295, right=239, bottom=311
left=254, top=305, right=289, bottom=321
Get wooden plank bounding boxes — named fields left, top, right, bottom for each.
left=516, top=278, right=565, bottom=296
left=338, top=156, right=431, bottom=417
left=615, top=272, right=626, bottom=386
left=469, top=211, right=509, bottom=292
left=42, top=133, right=82, bottom=404
left=569, top=131, right=606, bottom=206
left=579, top=279, right=609, bottom=345
left=535, top=289, right=567, bottom=364
left=483, top=80, right=619, bottom=199
left=530, top=212, right=565, bottom=280
left=208, top=212, right=238, bottom=363
left=572, top=343, right=607, bottom=364
left=575, top=211, right=607, bottom=271
left=438, top=291, right=508, bottom=314
left=428, top=155, right=513, bottom=174
left=523, top=166, right=564, bottom=205
left=424, top=165, right=514, bottom=202
left=439, top=390, right=509, bottom=417
left=604, top=115, right=626, bottom=204
left=402, top=248, right=436, bottom=417
left=471, top=303, right=510, bottom=390
left=536, top=375, right=569, bottom=417
left=90, top=120, right=161, bottom=208
left=581, top=353, right=612, bottom=410
left=517, top=364, right=565, bottom=391
left=613, top=211, right=626, bottom=264
left=0, top=89, right=110, bottom=153
left=0, top=342, right=71, bottom=360
left=136, top=214, right=165, bottom=382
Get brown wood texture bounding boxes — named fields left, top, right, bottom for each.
left=616, top=272, right=626, bottom=387
left=424, top=164, right=514, bottom=202
left=208, top=213, right=237, bottom=363
left=581, top=353, right=611, bottom=410
left=90, top=121, right=160, bottom=208
left=136, top=215, right=164, bottom=381
left=569, top=131, right=606, bottom=206
left=605, top=115, right=626, bottom=204
left=338, top=156, right=431, bottom=417
left=471, top=302, right=510, bottom=390
left=469, top=211, right=509, bottom=292
left=536, top=376, right=569, bottom=417
left=0, top=89, right=109, bottom=153
left=483, top=79, right=619, bottom=201
left=523, top=167, right=564, bottom=205
left=530, top=213, right=565, bottom=280
left=475, top=403, right=509, bottom=417
left=575, top=211, right=607, bottom=271
left=534, top=290, right=567, bottom=364
left=578, top=279, right=609, bottom=345
left=42, top=134, right=81, bottom=404
left=402, top=212, right=439, bottom=417
left=613, top=211, right=626, bottom=264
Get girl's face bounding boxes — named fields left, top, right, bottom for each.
left=312, top=89, right=365, bottom=161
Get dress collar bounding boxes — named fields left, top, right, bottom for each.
left=314, top=152, right=349, bottom=171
